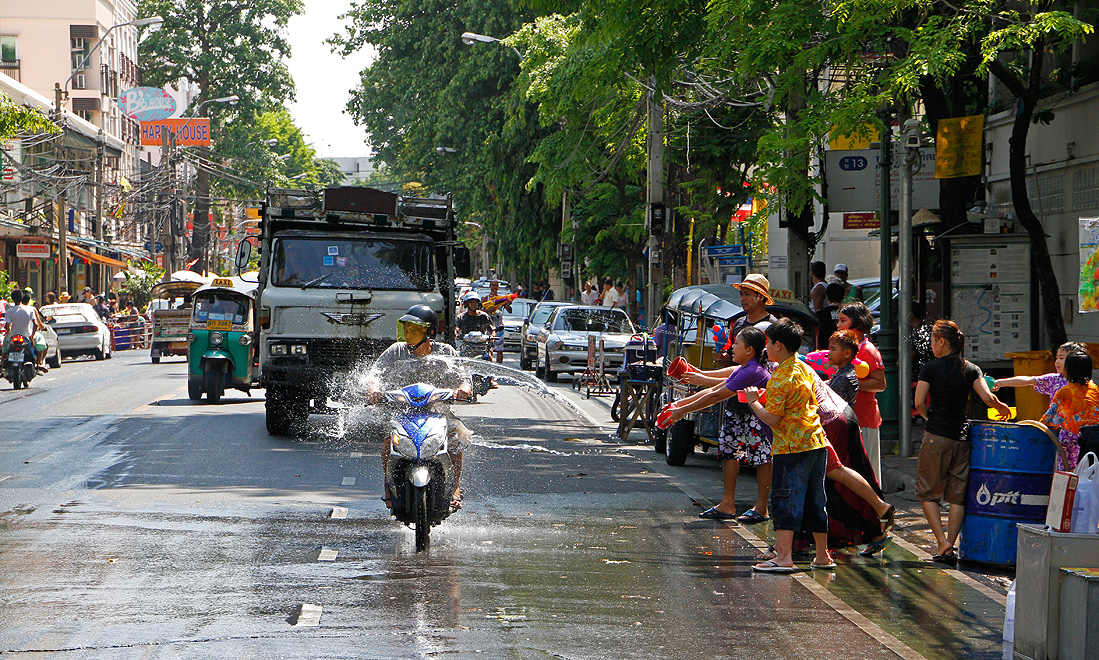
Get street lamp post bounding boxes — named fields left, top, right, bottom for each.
left=55, top=16, right=164, bottom=111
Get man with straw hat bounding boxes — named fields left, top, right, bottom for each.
left=730, top=273, right=777, bottom=337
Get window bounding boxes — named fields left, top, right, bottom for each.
left=272, top=237, right=434, bottom=291
left=0, top=36, right=16, bottom=63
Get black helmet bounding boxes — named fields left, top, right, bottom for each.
left=398, top=304, right=438, bottom=338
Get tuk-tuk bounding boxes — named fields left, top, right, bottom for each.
left=661, top=285, right=820, bottom=466
left=149, top=280, right=205, bottom=363
left=186, top=278, right=258, bottom=403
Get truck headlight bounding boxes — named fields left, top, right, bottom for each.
left=291, top=344, right=307, bottom=355
left=209, top=332, right=224, bottom=346
left=269, top=343, right=287, bottom=355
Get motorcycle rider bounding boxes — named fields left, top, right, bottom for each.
left=3, top=289, right=47, bottom=373
left=369, top=305, right=473, bottom=510
left=456, top=291, right=494, bottom=344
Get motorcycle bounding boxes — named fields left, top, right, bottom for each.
left=457, top=331, right=492, bottom=360
left=379, top=383, right=463, bottom=551
left=3, top=334, right=36, bottom=390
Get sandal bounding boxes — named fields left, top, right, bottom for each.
left=811, top=558, right=838, bottom=569
left=736, top=509, right=771, bottom=524
left=931, top=548, right=957, bottom=566
left=756, top=547, right=777, bottom=562
left=752, top=559, right=795, bottom=573
left=699, top=507, right=739, bottom=521
left=859, top=535, right=891, bottom=557
left=878, top=504, right=896, bottom=535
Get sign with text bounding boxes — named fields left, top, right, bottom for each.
left=16, top=243, right=50, bottom=258
left=119, top=87, right=177, bottom=122
left=824, top=147, right=938, bottom=213
left=140, top=118, right=210, bottom=146
left=843, top=212, right=879, bottom=229
left=936, top=115, right=984, bottom=179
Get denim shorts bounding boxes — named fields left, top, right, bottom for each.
left=770, top=448, right=829, bottom=534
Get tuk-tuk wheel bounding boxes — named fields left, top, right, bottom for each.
left=204, top=369, right=223, bottom=404
left=666, top=419, right=695, bottom=466
left=188, top=380, right=202, bottom=401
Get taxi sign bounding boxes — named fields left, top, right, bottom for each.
left=211, top=278, right=234, bottom=287
left=206, top=319, right=233, bottom=331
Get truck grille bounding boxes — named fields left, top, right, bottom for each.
left=308, top=338, right=389, bottom=366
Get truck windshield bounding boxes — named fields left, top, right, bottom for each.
left=272, top=238, right=434, bottom=290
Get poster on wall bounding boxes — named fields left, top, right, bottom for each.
left=1079, top=217, right=1099, bottom=313
left=947, top=237, right=1032, bottom=361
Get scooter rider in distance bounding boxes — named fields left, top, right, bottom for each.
left=456, top=292, right=494, bottom=355
left=369, top=305, right=473, bottom=510
left=3, top=289, right=47, bottom=373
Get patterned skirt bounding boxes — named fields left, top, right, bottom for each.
left=719, top=402, right=772, bottom=466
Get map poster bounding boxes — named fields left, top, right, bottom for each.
left=947, top=237, right=1031, bottom=362
left=1079, top=217, right=1099, bottom=313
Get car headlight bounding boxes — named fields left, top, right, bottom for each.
left=209, top=332, right=224, bottom=346
left=550, top=340, right=563, bottom=351
left=238, top=334, right=253, bottom=346
left=563, top=343, right=585, bottom=351
left=186, top=332, right=197, bottom=343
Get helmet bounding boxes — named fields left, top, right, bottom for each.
left=398, top=304, right=438, bottom=339
left=461, top=291, right=481, bottom=307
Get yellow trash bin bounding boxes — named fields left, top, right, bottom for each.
left=1006, top=350, right=1055, bottom=421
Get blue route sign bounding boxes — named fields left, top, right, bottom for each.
left=144, top=241, right=163, bottom=252
left=703, top=244, right=744, bottom=258
left=716, top=256, right=749, bottom=267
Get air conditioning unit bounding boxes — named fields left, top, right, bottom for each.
left=73, top=74, right=86, bottom=89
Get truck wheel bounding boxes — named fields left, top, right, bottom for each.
left=151, top=354, right=161, bottom=364
left=203, top=368, right=222, bottom=404
left=666, top=419, right=695, bottom=466
left=414, top=485, right=430, bottom=552
left=266, top=388, right=308, bottom=436
left=188, top=379, right=203, bottom=401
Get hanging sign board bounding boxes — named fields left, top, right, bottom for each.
left=16, top=244, right=50, bottom=258
left=824, top=147, right=938, bottom=213
left=946, top=236, right=1032, bottom=362
left=140, top=118, right=210, bottom=146
left=119, top=87, right=177, bottom=122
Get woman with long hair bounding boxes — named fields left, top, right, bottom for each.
left=914, top=320, right=1011, bottom=563
left=836, top=302, right=886, bottom=479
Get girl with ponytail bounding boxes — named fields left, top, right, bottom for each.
left=913, top=320, right=1011, bottom=564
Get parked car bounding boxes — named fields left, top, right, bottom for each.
left=846, top=277, right=898, bottom=320
left=500, top=298, right=537, bottom=352
left=520, top=301, right=571, bottom=370
left=535, top=305, right=635, bottom=382
left=39, top=302, right=112, bottom=361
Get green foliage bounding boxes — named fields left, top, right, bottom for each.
left=117, top=261, right=166, bottom=308
left=0, top=94, right=59, bottom=141
left=0, top=270, right=17, bottom=302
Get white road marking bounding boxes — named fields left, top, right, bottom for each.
left=329, top=507, right=348, bottom=519
left=317, top=546, right=338, bottom=562
left=292, top=603, right=322, bottom=627
left=341, top=476, right=356, bottom=486
left=350, top=451, right=363, bottom=458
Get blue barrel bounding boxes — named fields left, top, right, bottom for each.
left=960, top=421, right=1057, bottom=565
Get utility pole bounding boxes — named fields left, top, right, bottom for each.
left=877, top=110, right=899, bottom=456
left=898, top=118, right=921, bottom=457
left=57, top=192, right=68, bottom=293
left=95, top=130, right=105, bottom=291
left=646, top=83, right=665, bottom=329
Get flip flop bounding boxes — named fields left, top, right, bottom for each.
left=878, top=504, right=897, bottom=535
left=811, top=559, right=838, bottom=569
left=736, top=509, right=771, bottom=524
left=752, top=559, right=796, bottom=573
left=756, top=548, right=777, bottom=561
left=931, top=549, right=957, bottom=566
left=859, top=535, right=891, bottom=557
left=450, top=488, right=463, bottom=511
left=699, top=507, right=739, bottom=521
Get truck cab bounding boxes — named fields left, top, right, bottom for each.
left=240, top=186, right=470, bottom=436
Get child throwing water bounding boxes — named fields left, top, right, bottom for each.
left=1040, top=351, right=1099, bottom=470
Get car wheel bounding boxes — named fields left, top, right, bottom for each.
left=520, top=350, right=531, bottom=371
left=545, top=356, right=558, bottom=382
left=48, top=350, right=61, bottom=370
left=94, top=344, right=105, bottom=361
left=535, top=354, right=545, bottom=379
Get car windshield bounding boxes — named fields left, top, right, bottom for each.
left=192, top=293, right=250, bottom=324
left=504, top=300, right=535, bottom=320
left=529, top=305, right=558, bottom=327
left=557, top=308, right=633, bottom=333
left=272, top=237, right=434, bottom=291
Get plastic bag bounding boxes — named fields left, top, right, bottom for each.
left=1003, top=580, right=1016, bottom=660
left=1070, top=452, right=1099, bottom=534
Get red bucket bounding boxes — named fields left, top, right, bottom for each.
left=666, top=356, right=689, bottom=379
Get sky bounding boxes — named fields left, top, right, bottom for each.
left=284, top=0, right=375, bottom=159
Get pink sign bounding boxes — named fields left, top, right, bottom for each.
left=119, top=87, right=177, bottom=122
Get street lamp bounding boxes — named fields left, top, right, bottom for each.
left=435, top=146, right=457, bottom=155
left=247, top=138, right=278, bottom=148
left=57, top=16, right=164, bottom=111
left=460, top=31, right=522, bottom=58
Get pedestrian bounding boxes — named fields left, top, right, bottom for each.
left=914, top=320, right=1011, bottom=564
left=598, top=278, right=614, bottom=307
left=831, top=264, right=852, bottom=301
left=580, top=280, right=599, bottom=305
left=59, top=291, right=71, bottom=303
left=836, top=302, right=885, bottom=480
left=531, top=282, right=544, bottom=301
left=826, top=330, right=861, bottom=407
left=81, top=287, right=95, bottom=304
left=1040, top=351, right=1099, bottom=471
left=612, top=281, right=627, bottom=309
left=666, top=326, right=773, bottom=524
left=44, top=291, right=56, bottom=306
left=542, top=281, right=555, bottom=301
left=816, top=282, right=844, bottom=348
left=810, top=261, right=828, bottom=311
left=724, top=273, right=777, bottom=364
left=93, top=295, right=111, bottom=321
left=994, top=341, right=1087, bottom=411
left=745, top=319, right=833, bottom=572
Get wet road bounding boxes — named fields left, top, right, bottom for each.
left=0, top=352, right=1006, bottom=658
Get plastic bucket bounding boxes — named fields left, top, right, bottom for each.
left=1005, top=350, right=1055, bottom=421
left=960, top=421, right=1058, bottom=565
left=666, top=356, right=688, bottom=379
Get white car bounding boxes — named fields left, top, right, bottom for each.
left=40, top=303, right=112, bottom=361
left=500, top=298, right=537, bottom=352
left=2, top=307, right=61, bottom=369
left=536, top=305, right=635, bottom=381
left=520, top=301, right=571, bottom=370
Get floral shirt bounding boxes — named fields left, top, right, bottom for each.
left=764, top=356, right=827, bottom=455
left=1034, top=372, right=1068, bottom=397
left=1042, top=381, right=1099, bottom=470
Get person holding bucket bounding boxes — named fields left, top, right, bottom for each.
left=914, top=320, right=1011, bottom=564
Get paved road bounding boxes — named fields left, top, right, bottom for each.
left=0, top=351, right=1008, bottom=658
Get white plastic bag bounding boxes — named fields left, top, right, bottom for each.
left=1070, top=452, right=1099, bottom=534
left=1003, top=580, right=1016, bottom=660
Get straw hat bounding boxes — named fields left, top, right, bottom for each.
left=732, top=273, right=774, bottom=305
left=59, top=291, right=71, bottom=302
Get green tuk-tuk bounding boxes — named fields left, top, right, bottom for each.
left=187, top=278, right=258, bottom=403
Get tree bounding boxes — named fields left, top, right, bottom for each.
left=118, top=261, right=166, bottom=308
left=0, top=93, right=58, bottom=140
left=138, top=0, right=303, bottom=273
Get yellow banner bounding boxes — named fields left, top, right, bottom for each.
left=935, top=115, right=984, bottom=179
left=829, top=124, right=874, bottom=151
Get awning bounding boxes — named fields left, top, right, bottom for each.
left=67, top=244, right=129, bottom=269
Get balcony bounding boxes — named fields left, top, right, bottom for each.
left=0, top=59, right=19, bottom=81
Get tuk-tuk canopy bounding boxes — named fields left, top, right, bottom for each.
left=194, top=277, right=256, bottom=298
left=149, top=280, right=205, bottom=301
left=666, top=285, right=743, bottom=321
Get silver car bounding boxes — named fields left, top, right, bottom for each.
left=4, top=307, right=61, bottom=369
left=40, top=303, right=112, bottom=361
left=520, top=301, right=570, bottom=370
left=500, top=298, right=537, bottom=352
left=536, top=305, right=635, bottom=381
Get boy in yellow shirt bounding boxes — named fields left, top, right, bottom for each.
left=745, top=318, right=832, bottom=571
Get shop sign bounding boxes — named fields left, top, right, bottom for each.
left=843, top=212, right=879, bottom=229
left=139, top=118, right=210, bottom=146
left=16, top=243, right=50, bottom=259
left=118, top=87, right=177, bottom=122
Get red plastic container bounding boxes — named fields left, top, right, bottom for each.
left=666, top=356, right=689, bottom=379
left=655, top=405, right=677, bottom=429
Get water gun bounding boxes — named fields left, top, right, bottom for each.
left=711, top=323, right=731, bottom=353
left=800, top=350, right=870, bottom=379
left=481, top=292, right=519, bottom=313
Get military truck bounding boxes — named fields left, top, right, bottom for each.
left=235, top=186, right=470, bottom=435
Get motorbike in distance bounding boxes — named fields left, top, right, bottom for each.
left=3, top=334, right=37, bottom=390
left=457, top=330, right=492, bottom=360
left=376, top=382, right=463, bottom=551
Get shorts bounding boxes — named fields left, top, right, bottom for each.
left=916, top=430, right=969, bottom=505
left=770, top=448, right=828, bottom=534
left=719, top=407, right=772, bottom=466
left=493, top=326, right=504, bottom=350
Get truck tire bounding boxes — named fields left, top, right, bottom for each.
left=266, top=387, right=308, bottom=436
left=666, top=419, right=695, bottom=466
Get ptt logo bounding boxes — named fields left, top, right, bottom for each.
left=976, top=483, right=1020, bottom=506
left=838, top=156, right=868, bottom=171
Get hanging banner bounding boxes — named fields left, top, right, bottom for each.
left=1079, top=217, right=1099, bottom=313
left=139, top=118, right=210, bottom=146
left=935, top=115, right=984, bottom=179
left=119, top=87, right=177, bottom=121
